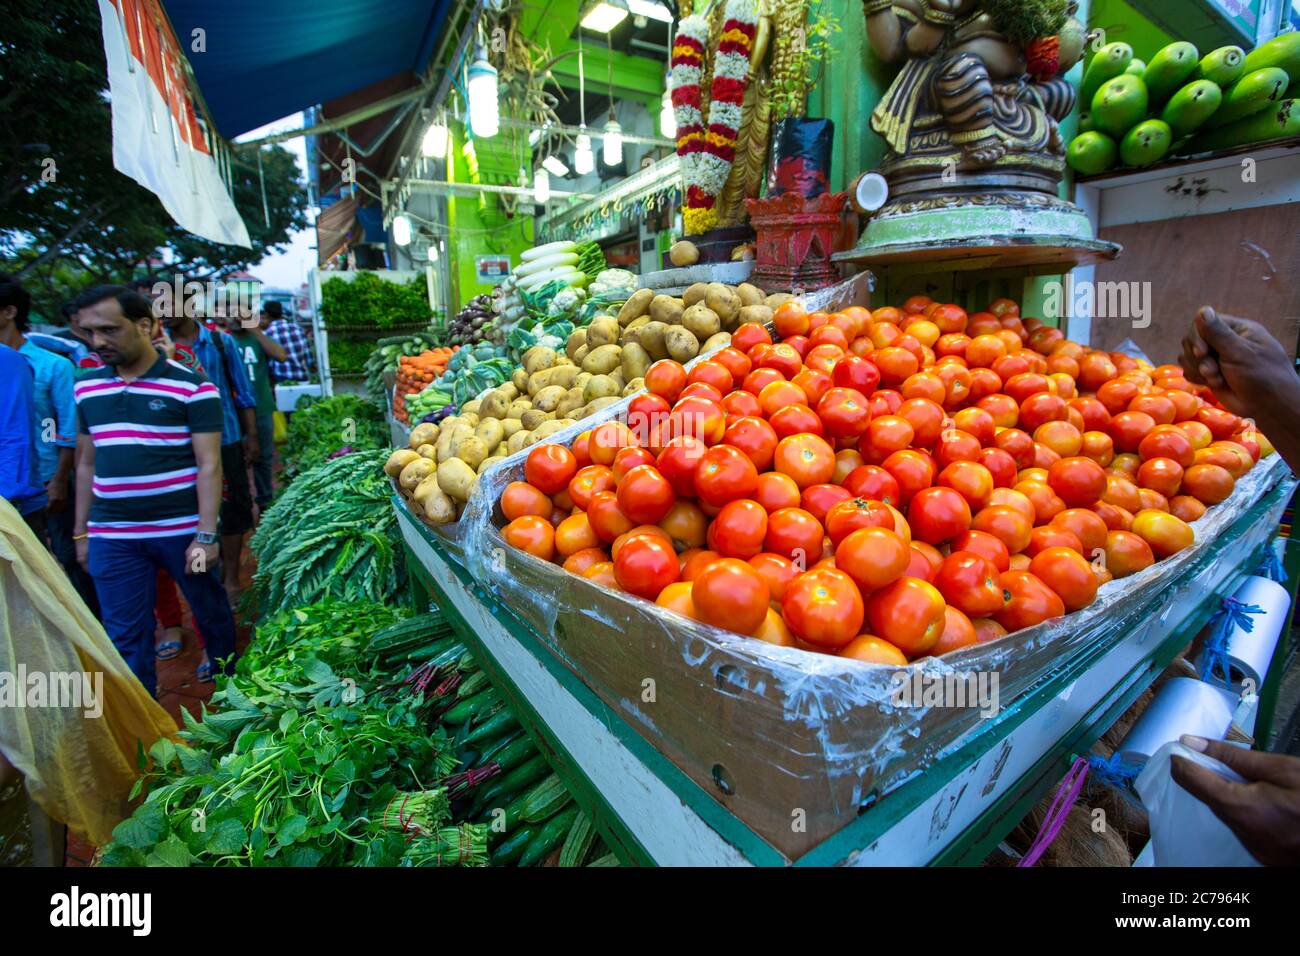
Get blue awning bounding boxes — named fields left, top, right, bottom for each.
left=162, top=0, right=452, bottom=138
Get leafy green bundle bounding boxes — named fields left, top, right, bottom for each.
left=100, top=601, right=484, bottom=867
left=249, top=450, right=403, bottom=618
left=320, top=272, right=431, bottom=330
left=279, top=394, right=388, bottom=481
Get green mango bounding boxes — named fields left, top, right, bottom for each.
left=1066, top=131, right=1119, bottom=176
left=1194, top=45, right=1246, bottom=87
left=1081, top=42, right=1134, bottom=107
left=1161, top=79, right=1223, bottom=135
left=1119, top=119, right=1173, bottom=167
left=1091, top=73, right=1149, bottom=138
left=1143, top=41, right=1200, bottom=105
left=1206, top=67, right=1290, bottom=128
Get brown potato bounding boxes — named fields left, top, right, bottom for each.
left=407, top=422, right=439, bottom=451
left=620, top=341, right=651, bottom=381
left=737, top=283, right=765, bottom=307
left=665, top=326, right=701, bottom=362
left=617, top=288, right=653, bottom=325
left=566, top=327, right=588, bottom=360
left=669, top=240, right=699, bottom=266
left=682, top=303, right=721, bottom=339
left=399, top=458, right=435, bottom=492
left=682, top=282, right=709, bottom=307
left=701, top=331, right=733, bottom=354
left=385, top=448, right=421, bottom=477
left=586, top=315, right=620, bottom=348
left=650, top=294, right=684, bottom=325
left=520, top=408, right=551, bottom=431
left=581, top=344, right=622, bottom=375
left=704, top=284, right=740, bottom=322
left=436, top=458, right=477, bottom=502
left=627, top=320, right=669, bottom=360
left=737, top=304, right=773, bottom=329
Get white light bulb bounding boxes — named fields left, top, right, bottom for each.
left=580, top=2, right=628, bottom=32
left=392, top=215, right=412, bottom=247
left=574, top=131, right=594, bottom=175
left=542, top=155, right=569, bottom=177
left=603, top=118, right=623, bottom=166
left=427, top=244, right=439, bottom=263
left=467, top=55, right=499, bottom=139
left=534, top=167, right=551, bottom=204
left=422, top=122, right=449, bottom=158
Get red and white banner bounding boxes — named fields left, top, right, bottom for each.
left=97, top=0, right=250, bottom=247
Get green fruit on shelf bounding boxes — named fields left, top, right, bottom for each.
left=1081, top=42, right=1134, bottom=108
left=1161, top=79, right=1223, bottom=135
left=1125, top=58, right=1147, bottom=76
left=1066, top=131, right=1119, bottom=175
left=1077, top=111, right=1094, bottom=133
left=1186, top=98, right=1300, bottom=153
left=1206, top=67, right=1290, bottom=128
left=1143, top=41, right=1200, bottom=105
left=1091, top=73, right=1149, bottom=138
left=1241, top=31, right=1300, bottom=79
left=1119, top=119, right=1173, bottom=167
left=1194, top=45, right=1246, bottom=87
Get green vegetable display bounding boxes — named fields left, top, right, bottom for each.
left=249, top=450, right=404, bottom=617
left=280, top=395, right=388, bottom=481
left=363, top=330, right=447, bottom=407
left=320, top=272, right=432, bottom=330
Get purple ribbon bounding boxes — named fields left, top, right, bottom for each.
left=1017, top=757, right=1089, bottom=867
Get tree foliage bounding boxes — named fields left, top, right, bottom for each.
left=0, top=0, right=308, bottom=321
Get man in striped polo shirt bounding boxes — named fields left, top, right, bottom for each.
left=71, top=286, right=238, bottom=694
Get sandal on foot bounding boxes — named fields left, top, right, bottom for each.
left=155, top=640, right=182, bottom=660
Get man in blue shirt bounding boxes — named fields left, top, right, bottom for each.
left=0, top=344, right=46, bottom=532
left=0, top=273, right=99, bottom=614
left=162, top=292, right=258, bottom=599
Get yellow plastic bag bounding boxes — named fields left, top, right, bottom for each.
left=0, top=500, right=177, bottom=846
left=273, top=410, right=288, bottom=444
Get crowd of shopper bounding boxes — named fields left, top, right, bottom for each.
left=0, top=271, right=316, bottom=696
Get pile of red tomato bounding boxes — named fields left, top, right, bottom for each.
left=496, top=296, right=1272, bottom=665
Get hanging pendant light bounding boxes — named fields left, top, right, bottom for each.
left=421, top=119, right=449, bottom=159
left=603, top=113, right=623, bottom=166
left=427, top=243, right=439, bottom=263
left=467, top=47, right=499, bottom=139
left=392, top=214, right=412, bottom=247
left=573, top=31, right=594, bottom=175
left=534, top=167, right=551, bottom=204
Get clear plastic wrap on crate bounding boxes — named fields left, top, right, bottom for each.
left=460, top=420, right=1291, bottom=857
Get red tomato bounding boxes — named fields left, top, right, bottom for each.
left=1019, top=392, right=1067, bottom=432
left=971, top=504, right=1033, bottom=555
left=993, top=428, right=1035, bottom=468
left=709, top=499, right=769, bottom=559
left=671, top=395, right=726, bottom=446
left=680, top=548, right=722, bottom=581
left=782, top=568, right=865, bottom=649
left=611, top=446, right=656, bottom=484
left=930, top=606, right=978, bottom=655
left=824, top=497, right=895, bottom=547
left=800, top=483, right=852, bottom=525
left=656, top=435, right=706, bottom=498
left=995, top=570, right=1065, bottom=631
left=731, top=322, right=772, bottom=355
left=773, top=301, right=810, bottom=337
left=568, top=464, right=616, bottom=510
left=836, top=526, right=909, bottom=592
left=722, top=415, right=779, bottom=471
left=587, top=490, right=634, bottom=543
left=589, top=421, right=636, bottom=466
left=1103, top=529, right=1155, bottom=578
left=502, top=515, right=556, bottom=562
left=614, top=534, right=679, bottom=599
left=768, top=404, right=824, bottom=439
left=897, top=398, right=945, bottom=448
left=882, top=449, right=936, bottom=506
left=691, top=558, right=770, bottom=634
left=907, top=486, right=972, bottom=545
left=817, top=387, right=872, bottom=438
left=555, top=513, right=600, bottom=557
left=950, top=529, right=1010, bottom=572
left=659, top=500, right=708, bottom=550
left=749, top=552, right=799, bottom=602
left=744, top=366, right=786, bottom=396
left=804, top=343, right=845, bottom=374
left=524, top=444, right=577, bottom=494
left=679, top=382, right=724, bottom=404
left=1047, top=456, right=1108, bottom=508
left=1110, top=411, right=1157, bottom=454
left=934, top=551, right=1006, bottom=617
left=866, top=576, right=947, bottom=656
left=978, top=447, right=1019, bottom=488
left=1050, top=507, right=1109, bottom=555
left=626, top=394, right=672, bottom=445
left=501, top=482, right=552, bottom=522
left=1025, top=525, right=1084, bottom=557
left=1131, top=509, right=1195, bottom=558
left=721, top=389, right=763, bottom=420
left=571, top=431, right=592, bottom=468
left=1028, top=546, right=1099, bottom=611
left=694, top=444, right=759, bottom=507
left=764, top=507, right=825, bottom=563
left=792, top=367, right=832, bottom=408
left=563, top=547, right=608, bottom=576
left=645, top=360, right=687, bottom=403
left=937, top=460, right=995, bottom=510
left=1181, top=463, right=1235, bottom=505
left=754, top=472, right=801, bottom=512
left=1138, top=425, right=1195, bottom=467
left=754, top=342, right=803, bottom=379
left=773, top=433, right=836, bottom=489
left=616, top=465, right=676, bottom=524
left=832, top=355, right=881, bottom=395
left=1196, top=406, right=1240, bottom=441
left=688, top=360, right=734, bottom=394
left=843, top=464, right=901, bottom=505
left=759, top=379, right=809, bottom=418
left=862, top=414, right=915, bottom=460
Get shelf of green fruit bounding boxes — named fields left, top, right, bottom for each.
left=1067, top=32, right=1300, bottom=178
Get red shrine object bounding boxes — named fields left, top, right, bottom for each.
left=744, top=191, right=850, bottom=292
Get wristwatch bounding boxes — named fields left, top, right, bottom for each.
left=195, top=531, right=219, bottom=545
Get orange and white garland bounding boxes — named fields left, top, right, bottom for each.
left=672, top=0, right=759, bottom=235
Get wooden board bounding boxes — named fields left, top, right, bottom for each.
left=1090, top=206, right=1300, bottom=365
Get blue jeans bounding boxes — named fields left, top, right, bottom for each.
left=88, top=535, right=238, bottom=695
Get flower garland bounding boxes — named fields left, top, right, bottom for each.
left=673, top=0, right=759, bottom=235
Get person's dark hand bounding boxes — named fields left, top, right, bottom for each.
left=243, top=433, right=260, bottom=464
left=75, top=535, right=89, bottom=571
left=1171, top=734, right=1300, bottom=866
left=46, top=476, right=69, bottom=513
left=184, top=538, right=219, bottom=575
left=1180, top=306, right=1299, bottom=420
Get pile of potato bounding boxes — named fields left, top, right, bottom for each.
left=386, top=278, right=797, bottom=525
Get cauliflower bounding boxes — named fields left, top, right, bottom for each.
left=547, top=286, right=586, bottom=317
left=590, top=268, right=638, bottom=297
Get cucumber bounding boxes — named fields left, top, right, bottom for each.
left=1066, top=131, right=1118, bottom=175
left=1194, top=45, right=1245, bottom=87
left=463, top=707, right=521, bottom=746
left=1206, top=67, right=1290, bottom=128
left=1187, top=98, right=1300, bottom=152
left=1143, top=41, right=1200, bottom=105
left=456, top=669, right=491, bottom=699
left=522, top=774, right=572, bottom=823
left=1091, top=73, right=1148, bottom=138
left=587, top=852, right=620, bottom=867
left=518, top=807, right=580, bottom=867
left=1081, top=42, right=1134, bottom=108
left=440, top=687, right=500, bottom=725
left=1119, top=119, right=1172, bottom=167
left=395, top=636, right=459, bottom=662
left=424, top=642, right=468, bottom=667
left=368, top=613, right=454, bottom=654
left=1161, top=79, right=1223, bottom=135
left=558, top=811, right=597, bottom=867
left=1242, top=31, right=1300, bottom=79
left=476, top=728, right=525, bottom=766
left=490, top=824, right=537, bottom=865
left=481, top=734, right=538, bottom=775
left=471, top=753, right=550, bottom=816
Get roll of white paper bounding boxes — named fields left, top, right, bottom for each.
left=1117, top=677, right=1237, bottom=764
left=1194, top=575, right=1289, bottom=694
